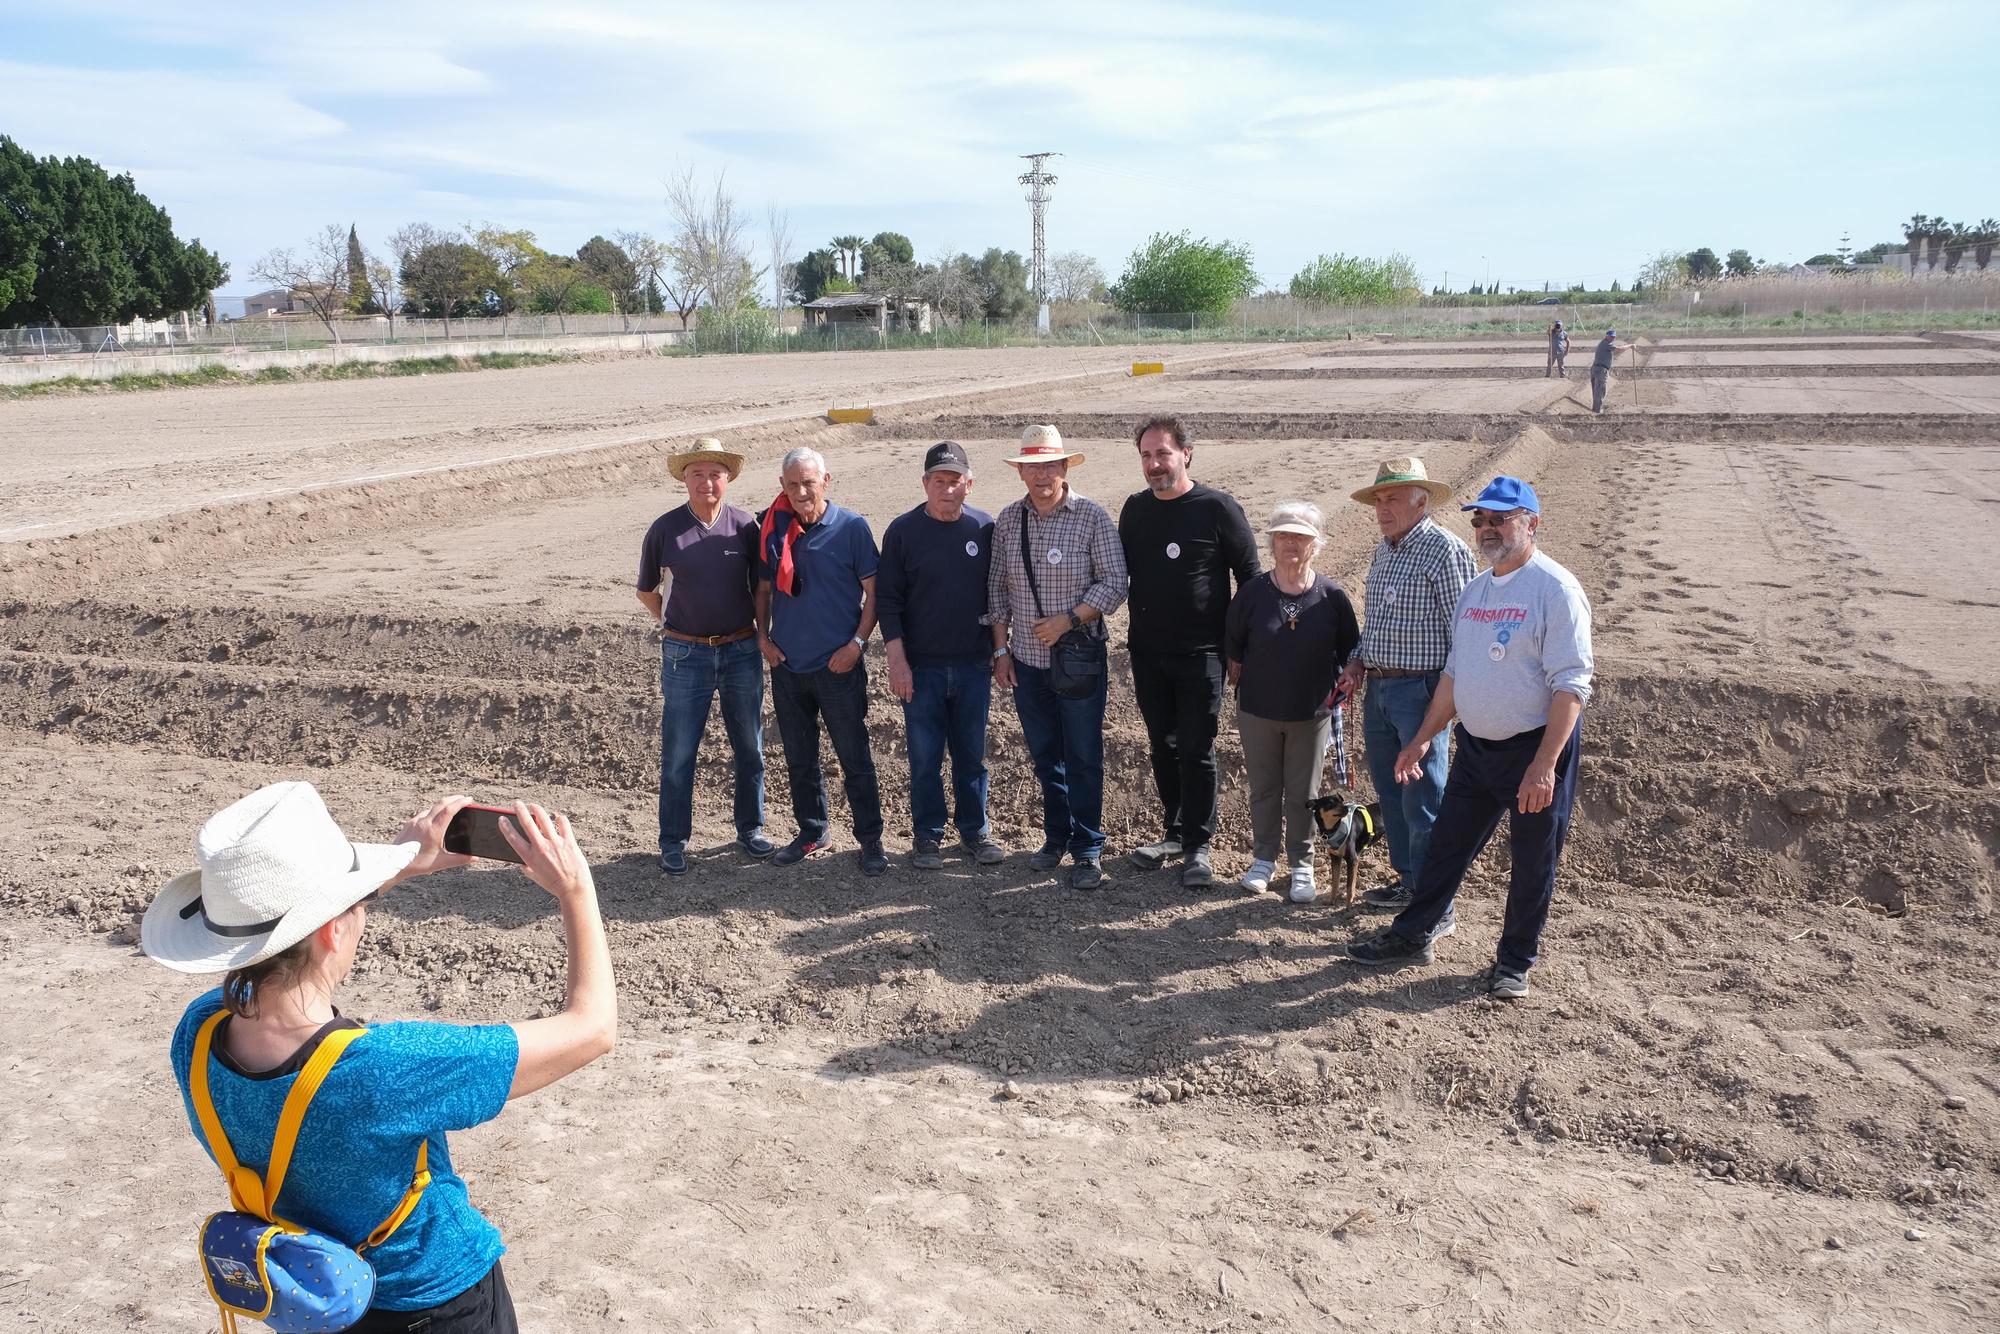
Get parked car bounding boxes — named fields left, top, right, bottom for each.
left=1533, top=297, right=1562, bottom=306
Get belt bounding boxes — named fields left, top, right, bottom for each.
left=660, top=625, right=756, bottom=647
left=1366, top=666, right=1437, bottom=679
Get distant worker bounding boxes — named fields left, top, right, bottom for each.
left=755, top=446, right=889, bottom=876
left=877, top=441, right=1007, bottom=870
left=1345, top=477, right=1593, bottom=1000
left=1589, top=328, right=1627, bottom=414
left=1545, top=320, right=1568, bottom=378
left=637, top=438, right=771, bottom=877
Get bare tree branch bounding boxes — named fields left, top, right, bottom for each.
left=249, top=223, right=352, bottom=342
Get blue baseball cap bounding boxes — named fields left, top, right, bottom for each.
left=1604, top=328, right=1616, bottom=337
left=1462, top=476, right=1541, bottom=515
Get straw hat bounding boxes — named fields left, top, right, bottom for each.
left=1005, top=424, right=1085, bottom=468
left=1350, top=456, right=1454, bottom=507
left=141, top=782, right=418, bottom=974
left=668, top=436, right=744, bottom=481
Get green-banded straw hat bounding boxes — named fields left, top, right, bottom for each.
left=1350, top=457, right=1454, bottom=507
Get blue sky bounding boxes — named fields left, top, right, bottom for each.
left=6, top=1, right=1996, bottom=313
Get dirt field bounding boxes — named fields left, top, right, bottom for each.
left=2, top=338, right=1996, bottom=1331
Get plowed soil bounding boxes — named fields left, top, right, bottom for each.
left=2, top=341, right=1995, bottom=1331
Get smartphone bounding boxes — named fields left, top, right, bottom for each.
left=443, top=804, right=526, bottom=864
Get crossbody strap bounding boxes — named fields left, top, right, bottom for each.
left=190, top=1011, right=429, bottom=1248
left=1017, top=507, right=1046, bottom=619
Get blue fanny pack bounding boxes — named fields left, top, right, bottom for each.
left=190, top=1012, right=431, bottom=1333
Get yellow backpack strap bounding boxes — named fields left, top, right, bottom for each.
left=360, top=1139, right=432, bottom=1252
left=189, top=1011, right=256, bottom=1213
left=262, top=1025, right=365, bottom=1221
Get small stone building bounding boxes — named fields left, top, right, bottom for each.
left=801, top=293, right=933, bottom=334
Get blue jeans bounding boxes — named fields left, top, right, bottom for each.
left=658, top=636, right=765, bottom=854
left=903, top=662, right=993, bottom=844
left=1394, top=722, right=1583, bottom=973
left=1362, top=672, right=1449, bottom=889
left=1011, top=660, right=1107, bottom=860
left=771, top=661, right=883, bottom=844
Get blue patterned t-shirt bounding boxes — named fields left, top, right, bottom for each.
left=170, top=989, right=520, bottom=1311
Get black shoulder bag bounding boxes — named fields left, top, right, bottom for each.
left=1018, top=508, right=1107, bottom=701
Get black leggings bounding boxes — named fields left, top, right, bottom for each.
left=348, top=1261, right=517, bottom=1334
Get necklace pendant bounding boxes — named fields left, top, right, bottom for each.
left=1287, top=615, right=1298, bottom=630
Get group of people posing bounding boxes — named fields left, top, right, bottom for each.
left=135, top=415, right=1593, bottom=1330
left=636, top=416, right=1594, bottom=998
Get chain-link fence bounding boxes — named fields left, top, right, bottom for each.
left=0, top=313, right=697, bottom=359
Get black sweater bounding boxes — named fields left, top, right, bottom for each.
left=1117, top=483, right=1260, bottom=655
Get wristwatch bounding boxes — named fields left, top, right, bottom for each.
left=1067, top=612, right=1084, bottom=632
left=992, top=645, right=1011, bottom=659
left=851, top=636, right=866, bottom=651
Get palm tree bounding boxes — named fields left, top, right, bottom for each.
left=1973, top=219, right=1998, bottom=273
left=830, top=235, right=865, bottom=281
left=1924, top=215, right=1949, bottom=272
left=1941, top=221, right=1969, bottom=274
left=1901, top=214, right=1931, bottom=275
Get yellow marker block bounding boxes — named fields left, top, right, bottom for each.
left=1130, top=362, right=1165, bottom=377
left=826, top=407, right=875, bottom=424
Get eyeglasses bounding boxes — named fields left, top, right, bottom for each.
left=1467, top=510, right=1528, bottom=529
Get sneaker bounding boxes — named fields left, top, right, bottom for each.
left=1358, top=882, right=1412, bottom=912
left=1488, top=965, right=1530, bottom=1000
left=772, top=836, right=828, bottom=867
left=658, top=845, right=689, bottom=876
left=910, top=838, right=944, bottom=871
left=735, top=831, right=776, bottom=860
left=860, top=841, right=889, bottom=877
left=1180, top=846, right=1214, bottom=889
left=1127, top=837, right=1182, bottom=872
left=1029, top=843, right=1066, bottom=872
left=1429, top=909, right=1458, bottom=941
left=1287, top=863, right=1318, bottom=904
left=959, top=834, right=1007, bottom=866
left=1239, top=859, right=1277, bottom=893
left=1345, top=927, right=1435, bottom=968
left=1071, top=856, right=1104, bottom=891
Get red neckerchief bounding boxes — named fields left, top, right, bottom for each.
left=760, top=493, right=802, bottom=595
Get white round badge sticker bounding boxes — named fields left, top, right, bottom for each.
left=1488, top=643, right=1507, bottom=662
left=1047, top=547, right=1063, bottom=565
left=965, top=541, right=980, bottom=557
left=1382, top=588, right=1398, bottom=606
left=1166, top=542, right=1182, bottom=559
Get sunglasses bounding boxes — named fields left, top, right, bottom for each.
left=1468, top=510, right=1528, bottom=529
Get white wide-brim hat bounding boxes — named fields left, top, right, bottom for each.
left=142, top=781, right=418, bottom=974
left=1006, top=423, right=1085, bottom=467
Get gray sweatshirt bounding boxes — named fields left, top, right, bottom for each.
left=1443, top=551, right=1593, bottom=740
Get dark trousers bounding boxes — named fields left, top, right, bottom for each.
left=1590, top=365, right=1609, bottom=412
left=771, top=661, right=883, bottom=844
left=1392, top=722, right=1581, bottom=973
left=350, top=1261, right=517, bottom=1333
left=1129, top=650, right=1225, bottom=849
left=903, top=661, right=993, bottom=843
left=1012, top=659, right=1108, bottom=859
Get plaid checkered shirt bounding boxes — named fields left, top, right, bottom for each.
left=1357, top=517, right=1477, bottom=672
left=984, top=489, right=1129, bottom=669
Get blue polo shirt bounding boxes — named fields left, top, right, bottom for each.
left=760, top=501, right=879, bottom=672
left=170, top=990, right=520, bottom=1311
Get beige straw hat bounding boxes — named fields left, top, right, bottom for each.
left=1350, top=456, right=1454, bottom=507
left=141, top=782, right=418, bottom=974
left=668, top=436, right=744, bottom=481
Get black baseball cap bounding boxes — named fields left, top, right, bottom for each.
left=924, top=440, right=971, bottom=475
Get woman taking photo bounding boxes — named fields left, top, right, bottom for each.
left=142, top=782, right=616, bottom=1333
left=1224, top=501, right=1360, bottom=902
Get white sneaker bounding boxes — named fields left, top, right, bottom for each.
left=1288, top=863, right=1318, bottom=903
left=1240, top=859, right=1276, bottom=893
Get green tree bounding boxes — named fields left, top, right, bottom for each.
left=1684, top=248, right=1722, bottom=281
left=794, top=248, right=840, bottom=302
left=393, top=225, right=498, bottom=334
left=345, top=225, right=371, bottom=311
left=576, top=235, right=638, bottom=316
left=1725, top=248, right=1754, bottom=278
left=1113, top=231, right=1258, bottom=317
left=862, top=231, right=914, bottom=278
left=1637, top=250, right=1690, bottom=291
left=1287, top=252, right=1420, bottom=306
left=1973, top=219, right=1998, bottom=272
left=971, top=248, right=1031, bottom=320
left=467, top=224, right=544, bottom=313
left=830, top=235, right=865, bottom=281
left=0, top=135, right=226, bottom=327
